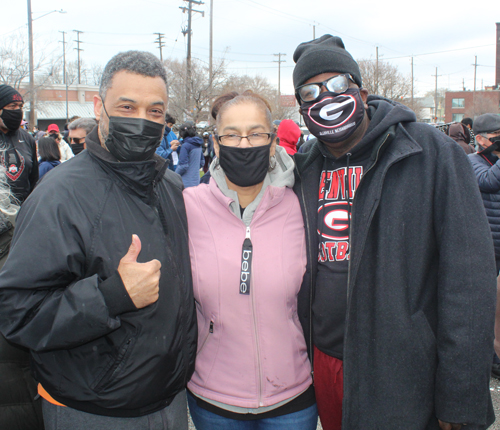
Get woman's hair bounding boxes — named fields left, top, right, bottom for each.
left=38, top=137, right=61, bottom=162
left=213, top=90, right=273, bottom=131
left=178, top=123, right=197, bottom=139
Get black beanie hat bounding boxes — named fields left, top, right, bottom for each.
left=293, top=35, right=362, bottom=89
left=0, top=85, right=23, bottom=110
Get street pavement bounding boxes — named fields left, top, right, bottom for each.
left=188, top=378, right=500, bottom=429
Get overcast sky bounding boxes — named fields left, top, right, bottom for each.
left=2, top=0, right=498, bottom=98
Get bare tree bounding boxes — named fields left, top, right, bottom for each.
left=357, top=59, right=412, bottom=102
left=164, top=57, right=227, bottom=123
left=0, top=31, right=56, bottom=97
left=219, top=74, right=297, bottom=121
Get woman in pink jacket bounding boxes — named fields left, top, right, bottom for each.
left=183, top=91, right=317, bottom=430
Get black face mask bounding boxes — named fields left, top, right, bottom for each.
left=104, top=116, right=164, bottom=162
left=301, top=88, right=365, bottom=144
left=480, top=136, right=500, bottom=154
left=0, top=109, right=23, bottom=132
left=218, top=142, right=271, bottom=187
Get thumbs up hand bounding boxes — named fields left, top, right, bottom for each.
left=117, top=235, right=161, bottom=309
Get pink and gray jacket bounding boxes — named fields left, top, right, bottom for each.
left=183, top=146, right=312, bottom=409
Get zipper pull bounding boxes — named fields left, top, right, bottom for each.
left=209, top=321, right=214, bottom=333
left=240, top=226, right=252, bottom=295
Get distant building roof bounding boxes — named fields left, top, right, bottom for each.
left=24, top=101, right=95, bottom=120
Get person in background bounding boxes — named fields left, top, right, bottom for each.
left=38, top=136, right=61, bottom=179
left=0, top=85, right=38, bottom=205
left=447, top=122, right=474, bottom=154
left=468, top=113, right=500, bottom=381
left=201, top=131, right=213, bottom=173
left=292, top=34, right=495, bottom=430
left=277, top=119, right=301, bottom=156
left=48, top=132, right=74, bottom=162
left=176, top=122, right=204, bottom=188
left=156, top=113, right=180, bottom=171
left=0, top=166, right=44, bottom=430
left=67, top=117, right=96, bottom=155
left=184, top=90, right=317, bottom=430
left=462, top=117, right=475, bottom=145
left=46, top=124, right=73, bottom=162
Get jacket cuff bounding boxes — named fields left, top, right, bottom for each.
left=98, top=271, right=137, bottom=317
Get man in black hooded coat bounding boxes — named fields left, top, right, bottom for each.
left=293, top=35, right=496, bottom=430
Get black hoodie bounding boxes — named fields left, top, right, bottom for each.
left=294, top=96, right=496, bottom=428
left=311, top=96, right=417, bottom=358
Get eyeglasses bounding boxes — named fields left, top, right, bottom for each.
left=70, top=137, right=85, bottom=144
left=295, top=74, right=354, bottom=103
left=217, top=133, right=273, bottom=147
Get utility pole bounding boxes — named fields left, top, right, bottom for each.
left=411, top=57, right=414, bottom=110
left=59, top=31, right=68, bottom=122
left=209, top=0, right=213, bottom=112
left=73, top=30, right=84, bottom=85
left=473, top=55, right=478, bottom=119
left=473, top=55, right=478, bottom=92
left=462, top=78, right=465, bottom=91
left=273, top=53, right=286, bottom=97
left=375, top=46, right=379, bottom=95
left=180, top=0, right=204, bottom=112
left=432, top=67, right=441, bottom=123
left=154, top=33, right=165, bottom=62
left=27, top=0, right=35, bottom=129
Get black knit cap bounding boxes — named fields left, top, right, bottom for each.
left=293, top=35, right=362, bottom=89
left=0, top=85, right=23, bottom=110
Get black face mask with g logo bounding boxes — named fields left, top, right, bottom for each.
left=301, top=88, right=365, bottom=144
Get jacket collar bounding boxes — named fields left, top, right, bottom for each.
left=86, top=126, right=167, bottom=200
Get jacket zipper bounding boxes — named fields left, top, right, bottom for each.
left=244, top=225, right=264, bottom=406
left=345, top=133, right=391, bottom=306
left=198, top=320, right=214, bottom=353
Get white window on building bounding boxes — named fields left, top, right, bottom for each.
left=452, top=113, right=465, bottom=122
left=452, top=98, right=465, bottom=108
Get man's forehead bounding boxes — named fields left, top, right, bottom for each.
left=4, top=101, right=23, bottom=108
left=108, top=71, right=167, bottom=98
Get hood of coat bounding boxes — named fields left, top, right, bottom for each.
left=448, top=122, right=470, bottom=145
left=182, top=136, right=203, bottom=147
left=40, top=160, right=61, bottom=167
left=209, top=145, right=295, bottom=225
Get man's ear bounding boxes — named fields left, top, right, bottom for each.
left=94, top=95, right=103, bottom=121
left=359, top=88, right=369, bottom=108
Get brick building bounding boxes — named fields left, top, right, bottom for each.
left=20, top=84, right=98, bottom=131
left=444, top=90, right=500, bottom=123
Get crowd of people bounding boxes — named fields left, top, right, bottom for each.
left=0, top=34, right=499, bottom=430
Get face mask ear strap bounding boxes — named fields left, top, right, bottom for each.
left=100, top=95, right=111, bottom=119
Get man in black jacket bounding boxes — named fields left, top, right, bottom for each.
left=0, top=51, right=197, bottom=429
left=293, top=35, right=496, bottom=430
left=0, top=85, right=38, bottom=204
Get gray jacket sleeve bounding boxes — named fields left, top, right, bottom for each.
left=469, top=153, right=500, bottom=193
left=434, top=143, right=496, bottom=425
